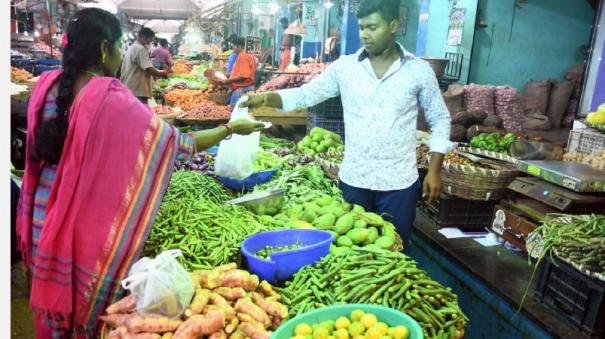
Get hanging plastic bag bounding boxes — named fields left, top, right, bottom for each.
left=214, top=96, right=260, bottom=180
left=121, top=249, right=194, bottom=318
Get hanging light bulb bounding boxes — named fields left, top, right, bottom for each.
left=324, top=0, right=334, bottom=9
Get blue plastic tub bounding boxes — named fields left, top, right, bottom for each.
left=218, top=169, right=277, bottom=191
left=35, top=58, right=62, bottom=66
left=241, top=229, right=335, bottom=284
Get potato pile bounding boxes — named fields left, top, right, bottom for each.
left=101, top=263, right=288, bottom=339
left=563, top=149, right=605, bottom=170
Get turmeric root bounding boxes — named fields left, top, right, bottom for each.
left=208, top=330, right=228, bottom=339
left=214, top=287, right=246, bottom=301
left=225, top=317, right=239, bottom=334
left=184, top=288, right=211, bottom=317
left=228, top=328, right=246, bottom=339
left=257, top=281, right=280, bottom=299
left=236, top=313, right=256, bottom=324
left=234, top=298, right=271, bottom=328
left=209, top=293, right=236, bottom=321
left=160, top=333, right=173, bottom=339
left=100, top=313, right=135, bottom=328
left=126, top=314, right=182, bottom=334
left=251, top=292, right=288, bottom=319
left=199, top=270, right=221, bottom=289
left=240, top=322, right=272, bottom=339
left=173, top=311, right=225, bottom=339
left=106, top=295, right=137, bottom=314
left=215, top=263, right=237, bottom=273
left=109, top=327, right=162, bottom=339
left=218, top=270, right=259, bottom=291
left=189, top=272, right=201, bottom=289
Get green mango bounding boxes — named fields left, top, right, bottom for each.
left=336, top=236, right=353, bottom=247
left=375, top=236, right=396, bottom=249
left=353, top=220, right=368, bottom=229
left=352, top=205, right=365, bottom=213
left=347, top=228, right=370, bottom=245
left=300, top=210, right=317, bottom=223
left=365, top=227, right=379, bottom=245
left=315, top=195, right=334, bottom=207
left=334, top=213, right=355, bottom=235
left=341, top=202, right=352, bottom=212
left=362, top=212, right=385, bottom=226
left=313, top=213, right=336, bottom=230
left=288, top=205, right=304, bottom=219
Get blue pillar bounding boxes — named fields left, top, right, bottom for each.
left=340, top=0, right=361, bottom=55
left=591, top=37, right=605, bottom=111
left=415, top=0, right=430, bottom=56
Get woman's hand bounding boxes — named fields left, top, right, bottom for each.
left=228, top=119, right=265, bottom=135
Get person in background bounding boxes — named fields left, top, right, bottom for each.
left=226, top=34, right=239, bottom=76
left=218, top=37, right=257, bottom=106
left=17, top=8, right=265, bottom=338
left=325, top=28, right=341, bottom=62
left=278, top=17, right=292, bottom=71
left=120, top=27, right=169, bottom=104
left=151, top=38, right=173, bottom=71
left=242, top=0, right=452, bottom=249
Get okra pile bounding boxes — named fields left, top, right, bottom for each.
left=276, top=247, right=468, bottom=338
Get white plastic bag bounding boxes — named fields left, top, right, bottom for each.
left=121, top=250, right=194, bottom=318
left=215, top=96, right=260, bottom=180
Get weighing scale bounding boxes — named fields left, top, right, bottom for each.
left=508, top=177, right=605, bottom=215
left=517, top=160, right=605, bottom=193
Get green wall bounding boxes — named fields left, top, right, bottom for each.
left=469, top=0, right=595, bottom=89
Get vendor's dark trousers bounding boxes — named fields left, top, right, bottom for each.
left=137, top=96, right=149, bottom=105
left=339, top=180, right=420, bottom=251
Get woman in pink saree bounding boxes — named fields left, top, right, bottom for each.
left=16, top=8, right=263, bottom=338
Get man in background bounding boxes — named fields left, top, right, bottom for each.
left=120, top=27, right=170, bottom=104
left=151, top=38, right=173, bottom=71
left=278, top=17, right=292, bottom=71
left=218, top=37, right=257, bottom=106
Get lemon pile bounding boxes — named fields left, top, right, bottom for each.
left=290, top=309, right=410, bottom=339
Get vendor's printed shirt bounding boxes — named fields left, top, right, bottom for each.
left=279, top=44, right=453, bottom=191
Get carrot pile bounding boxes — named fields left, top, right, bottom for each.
left=101, top=263, right=287, bottom=339
left=172, top=60, right=193, bottom=75
left=11, top=66, right=33, bottom=82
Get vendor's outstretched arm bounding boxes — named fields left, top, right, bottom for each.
left=241, top=63, right=340, bottom=111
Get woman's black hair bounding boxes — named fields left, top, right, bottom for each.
left=357, top=0, right=400, bottom=22
left=33, top=8, right=122, bottom=164
left=159, top=39, right=169, bottom=47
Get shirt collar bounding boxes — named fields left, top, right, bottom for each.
left=357, top=42, right=411, bottom=62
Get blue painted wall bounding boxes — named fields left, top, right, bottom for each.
left=469, top=0, right=595, bottom=89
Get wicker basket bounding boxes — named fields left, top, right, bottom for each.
left=440, top=160, right=520, bottom=201
left=208, top=92, right=229, bottom=105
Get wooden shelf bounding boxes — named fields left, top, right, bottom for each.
left=251, top=107, right=308, bottom=125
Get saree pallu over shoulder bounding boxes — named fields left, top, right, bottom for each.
left=20, top=73, right=180, bottom=336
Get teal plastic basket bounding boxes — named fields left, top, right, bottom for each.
left=271, top=304, right=424, bottom=339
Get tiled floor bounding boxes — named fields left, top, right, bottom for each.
left=11, top=262, right=34, bottom=339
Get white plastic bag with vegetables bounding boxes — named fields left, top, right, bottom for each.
left=214, top=96, right=260, bottom=180
left=121, top=250, right=194, bottom=319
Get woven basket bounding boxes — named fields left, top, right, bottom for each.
left=441, top=160, right=519, bottom=201
left=208, top=92, right=229, bottom=105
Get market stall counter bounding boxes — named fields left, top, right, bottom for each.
left=410, top=213, right=587, bottom=339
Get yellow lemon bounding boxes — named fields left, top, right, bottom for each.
left=350, top=310, right=365, bottom=322
left=314, top=326, right=330, bottom=339
left=379, top=336, right=394, bottom=339
left=388, top=326, right=409, bottom=339
left=334, top=328, right=350, bottom=339
left=348, top=322, right=365, bottom=336
left=321, top=320, right=336, bottom=332
left=365, top=326, right=384, bottom=339
left=352, top=336, right=365, bottom=339
left=296, top=323, right=313, bottom=336
left=335, top=317, right=352, bottom=330
left=291, top=336, right=306, bottom=339
left=360, top=313, right=378, bottom=329
left=374, top=323, right=389, bottom=335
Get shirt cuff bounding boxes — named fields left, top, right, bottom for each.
left=428, top=137, right=455, bottom=154
left=276, top=88, right=300, bottom=113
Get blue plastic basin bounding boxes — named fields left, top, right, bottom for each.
left=218, top=169, right=277, bottom=191
left=241, top=229, right=335, bottom=284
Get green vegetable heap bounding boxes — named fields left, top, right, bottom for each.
left=275, top=247, right=468, bottom=338
left=470, top=132, right=516, bottom=153
left=254, top=241, right=303, bottom=260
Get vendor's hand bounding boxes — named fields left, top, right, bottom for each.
left=228, top=119, right=265, bottom=135
left=422, top=170, right=443, bottom=203
left=239, top=93, right=266, bottom=109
